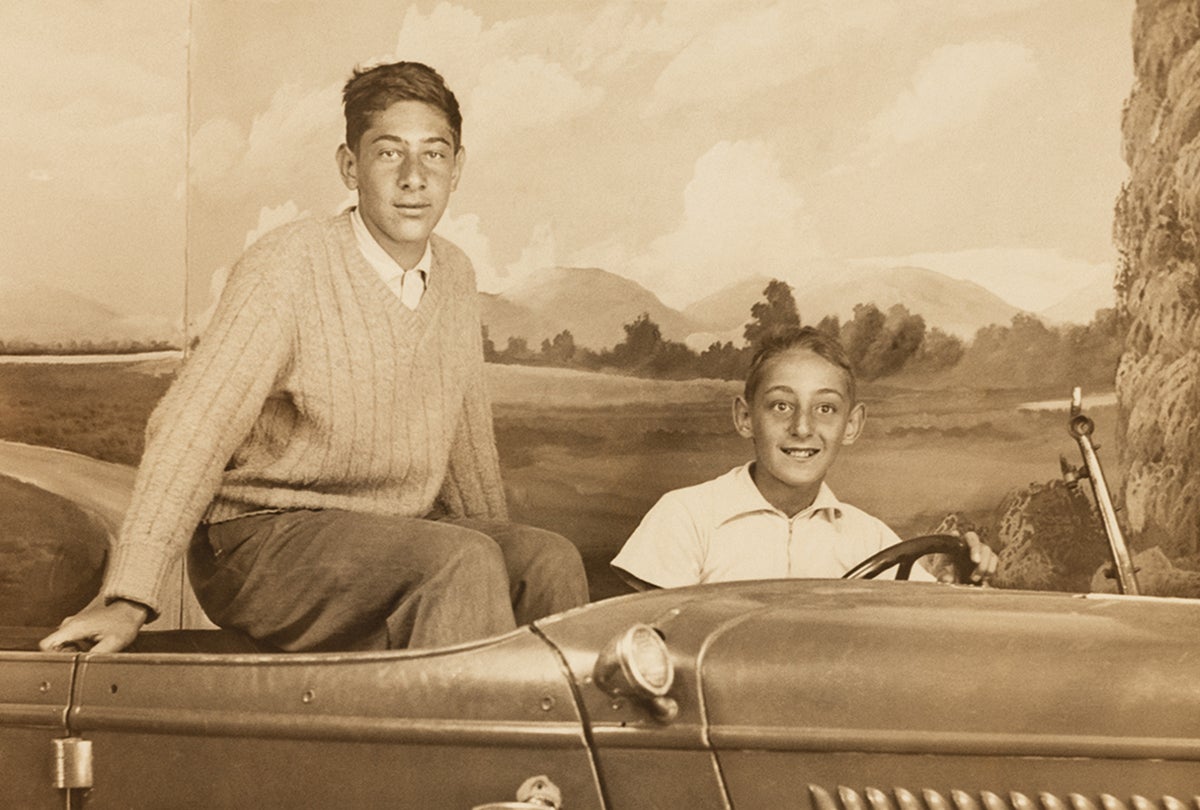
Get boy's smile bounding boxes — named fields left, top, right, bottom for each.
left=336, top=100, right=464, bottom=269
left=733, top=348, right=864, bottom=516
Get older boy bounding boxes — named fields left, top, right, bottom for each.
left=42, top=61, right=587, bottom=654
left=612, top=326, right=996, bottom=590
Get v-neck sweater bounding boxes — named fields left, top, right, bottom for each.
left=102, top=212, right=508, bottom=616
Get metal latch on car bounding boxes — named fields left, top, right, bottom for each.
left=52, top=737, right=93, bottom=790
left=471, top=774, right=562, bottom=809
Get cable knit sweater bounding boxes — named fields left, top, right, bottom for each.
left=102, top=211, right=508, bottom=616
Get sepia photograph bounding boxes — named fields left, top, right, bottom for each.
left=2, top=0, right=1198, bottom=807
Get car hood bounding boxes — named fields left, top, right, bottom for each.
left=696, top=580, right=1200, bottom=747
left=538, top=579, right=1200, bottom=749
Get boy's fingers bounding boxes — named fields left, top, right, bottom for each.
left=973, top=551, right=998, bottom=584
left=40, top=618, right=99, bottom=652
left=39, top=629, right=78, bottom=652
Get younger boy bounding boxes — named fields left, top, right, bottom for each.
left=611, top=326, right=996, bottom=589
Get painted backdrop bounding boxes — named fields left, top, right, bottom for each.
left=1, top=1, right=1136, bottom=614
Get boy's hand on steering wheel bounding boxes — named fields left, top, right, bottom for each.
left=953, top=530, right=997, bottom=585
left=925, top=530, right=997, bottom=585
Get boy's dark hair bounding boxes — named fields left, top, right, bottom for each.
left=342, top=61, right=462, bottom=152
left=743, top=326, right=857, bottom=404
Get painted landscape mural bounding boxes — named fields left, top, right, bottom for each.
left=1, top=1, right=1144, bottom=626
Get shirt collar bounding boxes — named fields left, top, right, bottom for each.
left=717, top=462, right=844, bottom=525
left=350, top=207, right=433, bottom=281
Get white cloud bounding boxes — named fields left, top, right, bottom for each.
left=434, top=210, right=505, bottom=293
left=242, top=81, right=343, bottom=176
left=930, top=0, right=1049, bottom=18
left=568, top=238, right=635, bottom=276
left=568, top=2, right=683, bottom=74
left=0, top=5, right=184, bottom=118
left=391, top=5, right=604, bottom=154
left=505, top=221, right=559, bottom=287
left=188, top=81, right=342, bottom=213
left=392, top=2, right=489, bottom=88
left=194, top=265, right=230, bottom=337
left=866, top=41, right=1037, bottom=149
left=648, top=0, right=896, bottom=114
left=196, top=202, right=307, bottom=334
left=466, top=56, right=604, bottom=152
left=190, top=117, right=245, bottom=186
left=851, top=247, right=1113, bottom=312
left=599, top=139, right=822, bottom=308
left=0, top=3, right=186, bottom=201
left=245, top=201, right=306, bottom=249
left=0, top=104, right=184, bottom=200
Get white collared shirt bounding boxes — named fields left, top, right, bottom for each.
left=350, top=207, right=430, bottom=309
left=612, top=462, right=934, bottom=587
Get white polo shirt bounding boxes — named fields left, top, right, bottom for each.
left=612, top=463, right=934, bottom=587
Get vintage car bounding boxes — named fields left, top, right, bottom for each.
left=1, top=394, right=1197, bottom=808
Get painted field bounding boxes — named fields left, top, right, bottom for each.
left=0, top=360, right=1117, bottom=604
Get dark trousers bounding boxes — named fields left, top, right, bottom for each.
left=187, top=510, right=588, bottom=652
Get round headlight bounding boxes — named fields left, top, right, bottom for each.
left=594, top=623, right=675, bottom=699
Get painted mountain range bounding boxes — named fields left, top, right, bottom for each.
left=0, top=282, right=180, bottom=347
left=1, top=262, right=1111, bottom=351
left=480, top=263, right=1107, bottom=350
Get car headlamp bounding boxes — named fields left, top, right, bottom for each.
left=593, top=624, right=677, bottom=721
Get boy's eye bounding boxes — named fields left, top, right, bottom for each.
left=379, top=149, right=400, bottom=159
left=424, top=150, right=446, bottom=160
left=769, top=401, right=793, bottom=413
left=816, top=403, right=838, bottom=415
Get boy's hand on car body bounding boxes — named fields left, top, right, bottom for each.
left=39, top=599, right=149, bottom=653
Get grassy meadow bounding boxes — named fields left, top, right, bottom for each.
left=0, top=359, right=1117, bottom=602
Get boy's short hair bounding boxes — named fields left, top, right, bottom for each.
left=342, top=61, right=463, bottom=152
left=743, top=326, right=857, bottom=404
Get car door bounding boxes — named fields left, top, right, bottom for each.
left=700, top=582, right=1200, bottom=807
left=0, top=636, right=79, bottom=810
left=65, top=628, right=604, bottom=809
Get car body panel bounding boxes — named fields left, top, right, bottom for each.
left=539, top=580, right=1200, bottom=808
left=65, top=628, right=603, bottom=809
left=537, top=591, right=742, bottom=809
left=694, top=580, right=1200, bottom=803
left=0, top=651, right=75, bottom=809
left=4, top=579, right=1200, bottom=807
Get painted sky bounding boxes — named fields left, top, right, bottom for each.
left=1, top=0, right=1134, bottom=333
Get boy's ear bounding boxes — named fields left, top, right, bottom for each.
left=450, top=145, right=466, bottom=192
left=336, top=143, right=358, bottom=191
left=841, top=402, right=867, bottom=445
left=732, top=396, right=754, bottom=439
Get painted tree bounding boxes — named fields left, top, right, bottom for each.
left=540, top=330, right=577, bottom=366
left=743, top=279, right=801, bottom=348
left=1113, top=0, right=1200, bottom=558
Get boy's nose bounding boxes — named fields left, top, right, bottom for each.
left=399, top=158, right=427, bottom=189
left=790, top=411, right=812, bottom=436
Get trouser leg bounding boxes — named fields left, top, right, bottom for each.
left=443, top=518, right=590, bottom=625
left=188, top=510, right=515, bottom=651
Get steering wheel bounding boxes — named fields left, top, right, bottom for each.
left=842, top=534, right=974, bottom=582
